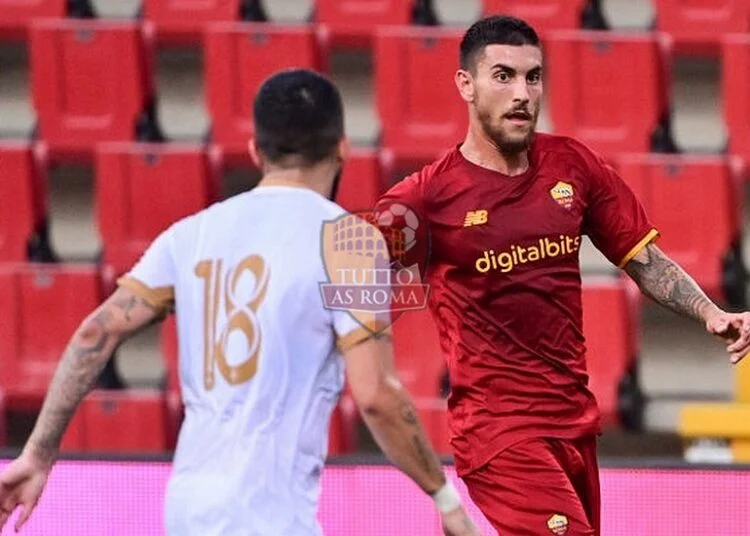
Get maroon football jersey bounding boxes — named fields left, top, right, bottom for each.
left=376, top=133, right=658, bottom=476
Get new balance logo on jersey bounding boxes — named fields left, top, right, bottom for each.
left=464, top=210, right=488, bottom=227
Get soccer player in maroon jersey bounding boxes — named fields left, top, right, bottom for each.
left=376, top=15, right=750, bottom=535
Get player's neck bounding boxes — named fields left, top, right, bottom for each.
left=461, top=130, right=530, bottom=177
left=257, top=167, right=335, bottom=198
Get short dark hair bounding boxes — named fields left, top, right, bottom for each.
left=460, top=16, right=540, bottom=71
left=253, top=69, right=344, bottom=167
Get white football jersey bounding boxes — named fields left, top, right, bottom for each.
left=118, top=185, right=374, bottom=536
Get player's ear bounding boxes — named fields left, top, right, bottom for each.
left=336, top=137, right=350, bottom=164
left=455, top=68, right=475, bottom=104
left=248, top=138, right=263, bottom=169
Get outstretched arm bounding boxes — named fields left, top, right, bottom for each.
left=26, top=286, right=165, bottom=464
left=0, top=286, right=165, bottom=531
left=622, top=242, right=720, bottom=323
left=623, top=242, right=750, bottom=363
left=343, top=334, right=479, bottom=536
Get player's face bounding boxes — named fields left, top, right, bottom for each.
left=464, top=44, right=543, bottom=154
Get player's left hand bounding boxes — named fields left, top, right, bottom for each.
left=0, top=448, right=52, bottom=532
left=705, top=310, right=750, bottom=364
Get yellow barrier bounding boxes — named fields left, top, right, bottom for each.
left=679, top=361, right=750, bottom=461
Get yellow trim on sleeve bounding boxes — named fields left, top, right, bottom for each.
left=117, top=276, right=175, bottom=312
left=617, top=228, right=660, bottom=269
left=337, top=321, right=392, bottom=352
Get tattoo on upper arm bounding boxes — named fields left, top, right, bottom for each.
left=624, top=244, right=714, bottom=322
left=112, top=294, right=138, bottom=323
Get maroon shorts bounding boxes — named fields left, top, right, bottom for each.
left=461, top=436, right=600, bottom=535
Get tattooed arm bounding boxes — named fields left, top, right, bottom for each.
left=25, top=286, right=165, bottom=465
left=342, top=333, right=445, bottom=493
left=342, top=334, right=479, bottom=535
left=623, top=242, right=721, bottom=323
left=0, top=286, right=166, bottom=531
left=624, top=242, right=750, bottom=363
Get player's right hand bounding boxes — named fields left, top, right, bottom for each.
left=0, top=449, right=52, bottom=532
left=440, top=505, right=482, bottom=536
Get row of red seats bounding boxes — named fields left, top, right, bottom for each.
left=0, top=0, right=746, bottom=54
left=0, top=263, right=636, bottom=454
left=2, top=141, right=741, bottom=303
left=0, top=0, right=587, bottom=46
left=0, top=141, right=385, bottom=276
left=19, top=19, right=750, bottom=167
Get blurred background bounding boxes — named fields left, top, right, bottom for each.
left=0, top=0, right=749, bottom=490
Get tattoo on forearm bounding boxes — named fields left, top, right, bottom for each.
left=624, top=244, right=715, bottom=322
left=400, top=402, right=418, bottom=425
left=28, top=293, right=158, bottom=463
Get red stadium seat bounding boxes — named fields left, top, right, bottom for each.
left=95, top=143, right=220, bottom=277
left=142, top=0, right=241, bottom=44
left=29, top=20, right=157, bottom=162
left=0, top=142, right=47, bottom=262
left=392, top=307, right=451, bottom=453
left=328, top=393, right=358, bottom=455
left=655, top=0, right=750, bottom=56
left=391, top=308, right=446, bottom=399
left=375, top=27, right=467, bottom=166
left=582, top=277, right=640, bottom=428
left=160, top=315, right=180, bottom=397
left=160, top=315, right=184, bottom=447
left=335, top=149, right=390, bottom=213
left=0, top=0, right=65, bottom=40
left=616, top=154, right=745, bottom=307
left=545, top=31, right=672, bottom=156
left=722, top=34, right=750, bottom=168
left=414, top=397, right=451, bottom=455
left=62, top=389, right=172, bottom=453
left=204, top=23, right=325, bottom=161
left=483, top=0, right=587, bottom=33
left=316, top=0, right=412, bottom=48
left=0, top=263, right=102, bottom=410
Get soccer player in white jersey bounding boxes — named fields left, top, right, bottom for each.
left=0, top=69, right=479, bottom=536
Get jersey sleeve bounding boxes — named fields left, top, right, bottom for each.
left=582, top=152, right=659, bottom=268
left=117, top=227, right=176, bottom=313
